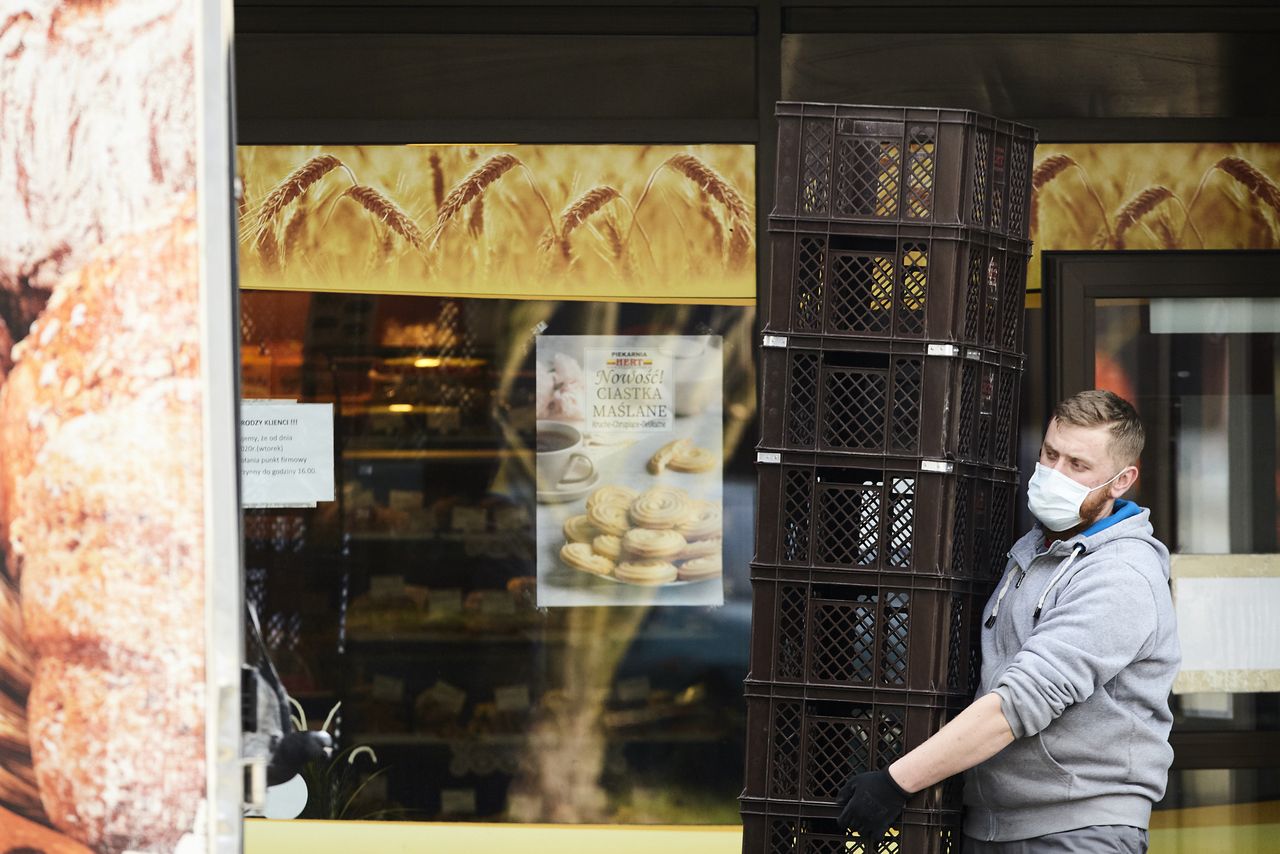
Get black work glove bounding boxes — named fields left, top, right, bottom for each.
left=836, top=769, right=910, bottom=844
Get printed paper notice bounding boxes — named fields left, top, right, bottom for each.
left=240, top=401, right=335, bottom=507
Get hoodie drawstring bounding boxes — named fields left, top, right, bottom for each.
left=1032, top=543, right=1086, bottom=621
left=984, top=562, right=1018, bottom=629
left=985, top=543, right=1088, bottom=628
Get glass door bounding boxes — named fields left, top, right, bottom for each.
left=1045, top=251, right=1280, bottom=826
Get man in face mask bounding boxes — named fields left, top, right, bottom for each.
left=838, top=390, right=1179, bottom=854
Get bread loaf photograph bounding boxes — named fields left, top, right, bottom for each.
left=0, top=0, right=211, bottom=850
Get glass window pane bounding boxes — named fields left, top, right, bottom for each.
left=1093, top=296, right=1279, bottom=554
left=240, top=292, right=755, bottom=823
left=1093, top=294, right=1280, bottom=815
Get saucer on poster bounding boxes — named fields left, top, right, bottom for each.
left=537, top=464, right=601, bottom=504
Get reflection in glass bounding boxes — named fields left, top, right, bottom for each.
left=1093, top=296, right=1278, bottom=554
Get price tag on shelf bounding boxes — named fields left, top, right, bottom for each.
left=451, top=505, right=488, bottom=532
left=440, top=788, right=477, bottom=815
left=494, top=505, right=530, bottom=531
left=388, top=489, right=423, bottom=512
left=426, top=681, right=467, bottom=716
left=431, top=588, right=464, bottom=616
left=494, top=684, right=531, bottom=712
left=506, top=793, right=541, bottom=818
left=615, top=675, right=651, bottom=704
left=477, top=591, right=516, bottom=616
left=371, top=675, right=404, bottom=703
left=369, top=575, right=405, bottom=601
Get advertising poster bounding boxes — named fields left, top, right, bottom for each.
left=0, top=0, right=235, bottom=851
left=535, top=335, right=724, bottom=607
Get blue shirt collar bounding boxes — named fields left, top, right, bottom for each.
left=1081, top=497, right=1141, bottom=538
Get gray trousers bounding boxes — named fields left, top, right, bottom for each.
left=964, top=825, right=1149, bottom=853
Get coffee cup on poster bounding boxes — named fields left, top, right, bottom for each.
left=536, top=420, right=595, bottom=492
left=661, top=337, right=720, bottom=417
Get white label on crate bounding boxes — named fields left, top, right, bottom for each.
left=921, top=460, right=954, bottom=473
left=966, top=349, right=983, bottom=361
left=441, top=789, right=477, bottom=814
left=757, top=452, right=781, bottom=465
left=494, top=684, right=531, bottom=712
left=427, top=681, right=468, bottom=716
left=762, top=335, right=788, bottom=348
left=432, top=588, right=465, bottom=616
left=616, top=676, right=652, bottom=703
left=927, top=344, right=959, bottom=357
left=371, top=675, right=405, bottom=702
left=369, top=575, right=406, bottom=601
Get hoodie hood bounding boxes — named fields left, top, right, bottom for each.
left=1009, top=499, right=1171, bottom=582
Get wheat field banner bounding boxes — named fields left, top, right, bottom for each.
left=1027, top=142, right=1280, bottom=293
left=237, top=145, right=756, bottom=304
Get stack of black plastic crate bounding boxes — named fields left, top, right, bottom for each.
left=742, top=103, right=1037, bottom=854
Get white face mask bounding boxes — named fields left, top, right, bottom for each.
left=1027, top=462, right=1125, bottom=531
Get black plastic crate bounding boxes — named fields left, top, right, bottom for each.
left=759, top=336, right=1023, bottom=469
left=741, top=806, right=962, bottom=854
left=773, top=102, right=1037, bottom=240
left=742, top=682, right=965, bottom=812
left=765, top=219, right=1031, bottom=356
left=747, top=572, right=984, bottom=696
left=753, top=452, right=1018, bottom=580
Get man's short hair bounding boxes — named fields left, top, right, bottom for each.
left=1051, top=389, right=1145, bottom=467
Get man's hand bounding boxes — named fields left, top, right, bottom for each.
left=836, top=769, right=910, bottom=843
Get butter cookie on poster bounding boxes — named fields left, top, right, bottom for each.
left=587, top=502, right=631, bottom=537
left=647, top=438, right=691, bottom=474
left=560, top=542, right=615, bottom=577
left=592, top=534, right=623, bottom=561
left=668, top=445, right=718, bottom=474
left=562, top=515, right=599, bottom=544
left=629, top=486, right=692, bottom=530
left=621, top=528, right=686, bottom=561
left=677, top=555, right=722, bottom=582
left=614, top=559, right=678, bottom=586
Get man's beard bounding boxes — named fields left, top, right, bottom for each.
left=1077, top=485, right=1115, bottom=529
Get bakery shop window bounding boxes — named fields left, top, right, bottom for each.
left=238, top=291, right=756, bottom=823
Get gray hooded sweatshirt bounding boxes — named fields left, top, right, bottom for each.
left=963, top=499, right=1181, bottom=842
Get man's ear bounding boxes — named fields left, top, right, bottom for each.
left=1110, top=465, right=1139, bottom=498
